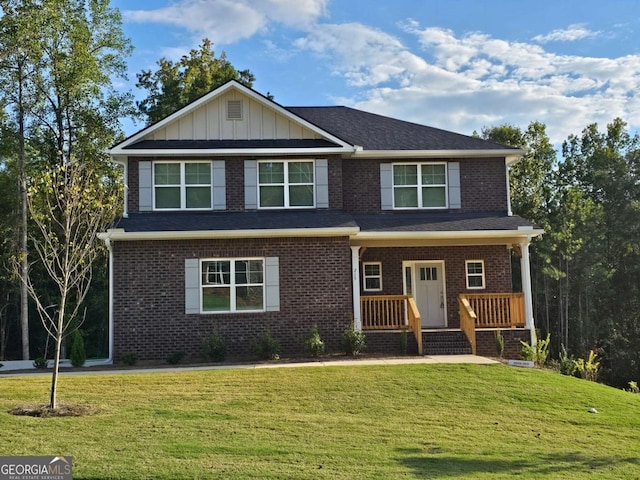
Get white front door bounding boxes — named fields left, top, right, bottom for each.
left=413, top=262, right=446, bottom=328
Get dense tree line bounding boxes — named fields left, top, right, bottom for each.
left=481, top=120, right=640, bottom=387
left=0, top=1, right=637, bottom=392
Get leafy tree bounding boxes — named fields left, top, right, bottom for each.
left=136, top=38, right=256, bottom=124
left=0, top=0, right=131, bottom=406
left=25, top=161, right=119, bottom=408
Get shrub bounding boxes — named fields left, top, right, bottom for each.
left=304, top=325, right=325, bottom=357
left=121, top=352, right=138, bottom=366
left=520, top=332, right=550, bottom=367
left=254, top=331, right=280, bottom=360
left=33, top=357, right=49, bottom=369
left=342, top=327, right=366, bottom=356
left=628, top=381, right=639, bottom=394
left=574, top=349, right=600, bottom=382
left=202, top=331, right=227, bottom=362
left=166, top=350, right=186, bottom=365
left=558, top=344, right=577, bottom=376
left=70, top=330, right=87, bottom=367
left=495, top=330, right=505, bottom=358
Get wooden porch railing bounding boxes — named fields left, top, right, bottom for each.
left=407, top=297, right=423, bottom=356
left=458, top=296, right=477, bottom=355
left=361, top=295, right=422, bottom=354
left=461, top=293, right=525, bottom=328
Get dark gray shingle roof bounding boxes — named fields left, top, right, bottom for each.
left=115, top=210, right=358, bottom=232
left=287, top=106, right=517, bottom=151
left=113, top=211, right=535, bottom=234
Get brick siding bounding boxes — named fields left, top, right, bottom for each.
left=476, top=328, right=531, bottom=359
left=112, top=236, right=353, bottom=361
left=127, top=156, right=507, bottom=214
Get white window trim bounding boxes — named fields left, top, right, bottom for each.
left=153, top=160, right=213, bottom=211
left=465, top=260, right=486, bottom=290
left=257, top=159, right=316, bottom=209
left=200, top=257, right=266, bottom=314
left=392, top=162, right=448, bottom=210
left=363, top=262, right=383, bottom=292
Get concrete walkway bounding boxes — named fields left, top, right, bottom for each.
left=0, top=355, right=498, bottom=377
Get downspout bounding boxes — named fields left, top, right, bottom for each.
left=351, top=246, right=362, bottom=331
left=506, top=163, right=513, bottom=216
left=104, top=235, right=114, bottom=364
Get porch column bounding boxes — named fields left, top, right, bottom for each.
left=351, top=246, right=362, bottom=331
left=520, top=238, right=536, bottom=346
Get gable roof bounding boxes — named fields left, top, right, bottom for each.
left=109, top=80, right=524, bottom=162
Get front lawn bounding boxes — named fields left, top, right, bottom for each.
left=1, top=363, right=639, bottom=479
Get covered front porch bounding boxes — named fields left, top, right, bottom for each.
left=360, top=293, right=525, bottom=355
left=350, top=225, right=541, bottom=356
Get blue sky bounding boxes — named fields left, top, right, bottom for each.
left=110, top=0, right=640, bottom=144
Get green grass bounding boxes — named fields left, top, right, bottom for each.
left=1, top=363, right=640, bottom=479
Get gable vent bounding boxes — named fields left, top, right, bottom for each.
left=226, top=100, right=243, bottom=120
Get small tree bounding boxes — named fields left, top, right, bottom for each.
left=25, top=161, right=118, bottom=409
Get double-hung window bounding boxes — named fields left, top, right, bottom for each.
left=154, top=161, right=212, bottom=209
left=201, top=259, right=265, bottom=312
left=465, top=260, right=485, bottom=289
left=393, top=163, right=447, bottom=208
left=363, top=262, right=383, bottom=291
left=258, top=160, right=315, bottom=208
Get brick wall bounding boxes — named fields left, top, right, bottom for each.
left=460, top=157, right=508, bottom=212
left=126, top=155, right=508, bottom=214
left=112, top=236, right=353, bottom=361
left=342, top=157, right=508, bottom=214
left=360, top=245, right=513, bottom=328
left=476, top=329, right=531, bottom=359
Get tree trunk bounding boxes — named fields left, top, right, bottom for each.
left=49, top=296, right=66, bottom=410
left=18, top=61, right=29, bottom=361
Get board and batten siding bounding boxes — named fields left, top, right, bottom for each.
left=147, top=91, right=319, bottom=141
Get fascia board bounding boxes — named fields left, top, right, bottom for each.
left=354, top=229, right=544, bottom=242
left=107, top=146, right=353, bottom=157
left=350, top=149, right=525, bottom=159
left=98, top=226, right=360, bottom=242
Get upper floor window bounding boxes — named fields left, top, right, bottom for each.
left=154, top=161, right=212, bottom=210
left=258, top=160, right=315, bottom=208
left=393, top=163, right=447, bottom=209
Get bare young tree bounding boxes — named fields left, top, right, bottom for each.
left=24, top=161, right=118, bottom=409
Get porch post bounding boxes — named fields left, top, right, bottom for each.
left=520, top=238, right=536, bottom=346
left=351, top=246, right=362, bottom=331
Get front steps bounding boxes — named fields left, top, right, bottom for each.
left=422, top=329, right=472, bottom=355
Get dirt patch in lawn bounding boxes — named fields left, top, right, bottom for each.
left=9, top=403, right=98, bottom=417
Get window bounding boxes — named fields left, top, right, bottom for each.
left=258, top=160, right=314, bottom=208
left=363, top=262, right=382, bottom=291
left=466, top=260, right=485, bottom=289
left=201, top=259, right=264, bottom=312
left=393, top=163, right=447, bottom=209
left=154, top=161, right=212, bottom=209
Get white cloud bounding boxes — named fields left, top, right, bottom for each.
left=533, top=24, right=600, bottom=43
left=124, top=0, right=328, bottom=44
left=291, top=20, right=640, bottom=144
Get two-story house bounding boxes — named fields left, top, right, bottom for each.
left=99, top=80, right=543, bottom=363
